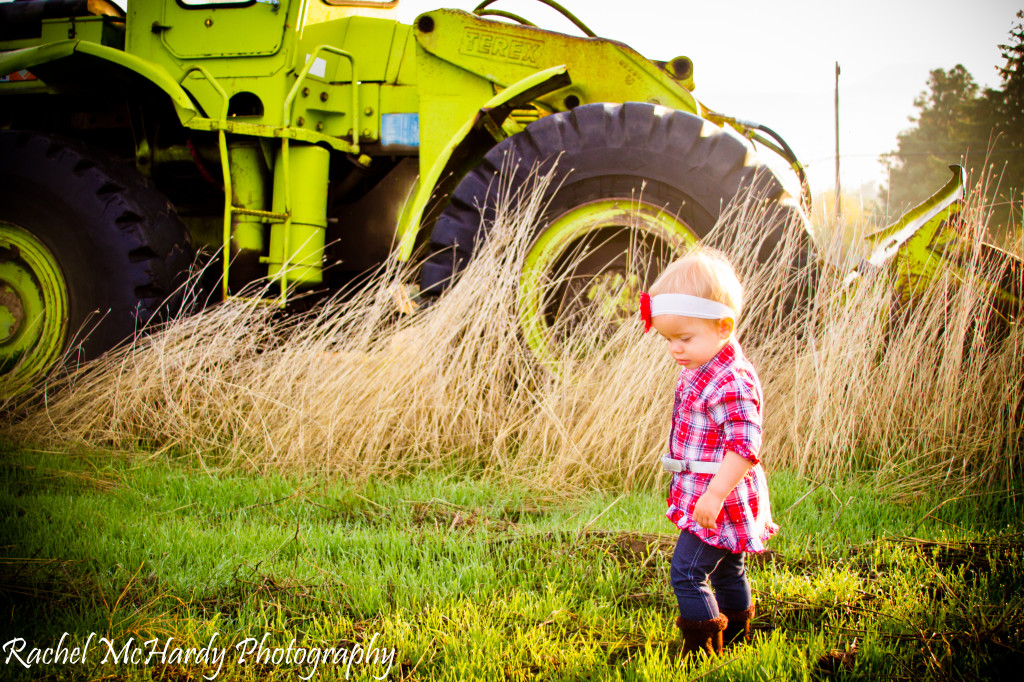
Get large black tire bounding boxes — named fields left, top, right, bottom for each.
left=0, top=131, right=193, bottom=388
left=421, top=103, right=812, bottom=331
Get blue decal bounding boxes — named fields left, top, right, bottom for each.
left=381, top=113, right=419, bottom=147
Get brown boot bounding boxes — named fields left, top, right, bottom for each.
left=675, top=613, right=728, bottom=658
left=720, top=604, right=756, bottom=646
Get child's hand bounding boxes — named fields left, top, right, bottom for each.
left=693, top=492, right=725, bottom=529
left=692, top=452, right=752, bottom=529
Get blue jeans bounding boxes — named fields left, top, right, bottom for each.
left=670, top=530, right=751, bottom=621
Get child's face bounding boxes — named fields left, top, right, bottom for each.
left=652, top=314, right=733, bottom=369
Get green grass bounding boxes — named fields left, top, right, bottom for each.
left=1, top=443, right=1022, bottom=681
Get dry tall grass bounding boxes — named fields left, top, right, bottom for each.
left=5, top=167, right=1022, bottom=494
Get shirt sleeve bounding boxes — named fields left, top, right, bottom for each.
left=706, top=372, right=763, bottom=464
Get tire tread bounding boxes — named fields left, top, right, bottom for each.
left=0, top=130, right=193, bottom=364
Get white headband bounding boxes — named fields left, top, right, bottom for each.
left=650, top=293, right=735, bottom=320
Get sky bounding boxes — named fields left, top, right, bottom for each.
left=396, top=0, right=1022, bottom=201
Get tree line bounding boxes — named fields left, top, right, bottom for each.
left=884, top=10, right=1022, bottom=238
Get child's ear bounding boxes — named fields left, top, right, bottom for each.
left=718, top=318, right=735, bottom=338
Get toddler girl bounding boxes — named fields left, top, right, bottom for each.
left=639, top=248, right=777, bottom=658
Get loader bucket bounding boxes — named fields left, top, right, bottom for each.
left=846, top=165, right=1022, bottom=319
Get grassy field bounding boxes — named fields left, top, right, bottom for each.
left=2, top=443, right=1021, bottom=681
left=2, top=169, right=1021, bottom=680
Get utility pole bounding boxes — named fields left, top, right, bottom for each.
left=834, top=61, right=841, bottom=228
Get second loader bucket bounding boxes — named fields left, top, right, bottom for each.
left=845, top=165, right=1022, bottom=326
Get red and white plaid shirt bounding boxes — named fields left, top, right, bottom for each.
left=665, top=339, right=777, bottom=553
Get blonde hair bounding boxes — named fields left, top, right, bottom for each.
left=649, top=247, right=744, bottom=320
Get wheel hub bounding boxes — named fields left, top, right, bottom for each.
left=0, top=281, right=26, bottom=343
left=0, top=221, right=68, bottom=393
left=582, top=270, right=642, bottom=324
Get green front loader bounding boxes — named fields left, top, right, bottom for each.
left=0, top=0, right=1011, bottom=395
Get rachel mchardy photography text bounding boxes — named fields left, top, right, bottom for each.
left=1, top=631, right=397, bottom=680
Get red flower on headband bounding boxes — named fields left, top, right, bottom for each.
left=639, top=292, right=652, bottom=333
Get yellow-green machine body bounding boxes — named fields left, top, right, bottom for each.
left=0, top=0, right=710, bottom=298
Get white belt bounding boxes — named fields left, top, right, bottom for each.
left=662, top=455, right=721, bottom=475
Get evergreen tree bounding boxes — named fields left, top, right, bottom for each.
left=883, top=65, right=987, bottom=216
left=986, top=10, right=1023, bottom=231
left=883, top=11, right=1023, bottom=237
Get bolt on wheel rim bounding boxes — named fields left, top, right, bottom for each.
left=0, top=221, right=69, bottom=395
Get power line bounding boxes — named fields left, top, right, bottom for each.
left=801, top=150, right=1024, bottom=165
